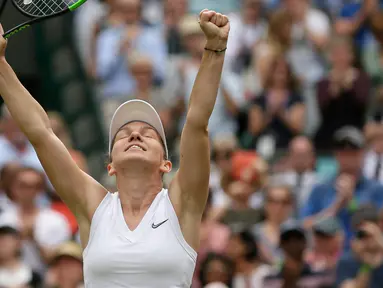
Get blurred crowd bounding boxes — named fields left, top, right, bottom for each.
left=1, top=0, right=383, bottom=287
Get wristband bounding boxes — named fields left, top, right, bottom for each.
left=359, top=263, right=372, bottom=274
left=204, top=47, right=227, bottom=53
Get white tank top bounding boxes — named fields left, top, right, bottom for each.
left=83, top=189, right=197, bottom=288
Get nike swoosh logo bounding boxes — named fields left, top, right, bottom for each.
left=152, top=219, right=168, bottom=229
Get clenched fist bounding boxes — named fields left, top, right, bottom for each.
left=199, top=9, right=230, bottom=51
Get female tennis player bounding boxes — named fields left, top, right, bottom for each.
left=0, top=9, right=229, bottom=288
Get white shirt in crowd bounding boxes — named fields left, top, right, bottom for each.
left=288, top=8, right=330, bottom=85
left=363, top=150, right=383, bottom=183
left=233, top=264, right=272, bottom=288
left=0, top=208, right=71, bottom=275
left=0, top=136, right=43, bottom=172
left=272, top=171, right=319, bottom=210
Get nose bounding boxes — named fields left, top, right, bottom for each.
left=129, top=131, right=143, bottom=142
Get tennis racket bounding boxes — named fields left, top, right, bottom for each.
left=0, top=0, right=87, bottom=39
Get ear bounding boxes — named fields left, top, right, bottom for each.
left=160, top=160, right=172, bottom=174
left=107, top=163, right=117, bottom=176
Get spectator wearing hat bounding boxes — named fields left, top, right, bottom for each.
left=302, top=126, right=383, bottom=250
left=263, top=220, right=334, bottom=287
left=336, top=204, right=383, bottom=288
left=44, top=241, right=84, bottom=288
left=0, top=224, right=41, bottom=288
left=226, top=230, right=272, bottom=288
left=306, top=217, right=344, bottom=271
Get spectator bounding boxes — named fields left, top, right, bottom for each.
left=126, top=54, right=173, bottom=133
left=226, top=230, right=272, bottom=287
left=252, top=184, right=294, bottom=264
left=306, top=217, right=344, bottom=271
left=315, top=37, right=371, bottom=150
left=244, top=56, right=305, bottom=151
left=163, top=0, right=188, bottom=55
left=0, top=224, right=41, bottom=288
left=302, top=126, right=383, bottom=250
left=0, top=162, right=20, bottom=213
left=263, top=220, right=335, bottom=287
left=283, top=0, right=330, bottom=86
left=193, top=193, right=231, bottom=288
left=0, top=167, right=71, bottom=276
left=199, top=253, right=235, bottom=288
left=363, top=39, right=383, bottom=86
left=272, top=136, right=319, bottom=210
left=0, top=105, right=42, bottom=172
left=335, top=0, right=381, bottom=51
left=219, top=179, right=264, bottom=231
left=226, top=0, right=267, bottom=73
left=44, top=241, right=84, bottom=288
left=96, top=0, right=167, bottom=99
left=366, top=85, right=383, bottom=124
left=209, top=135, right=237, bottom=210
left=336, top=204, right=383, bottom=288
left=250, top=10, right=293, bottom=95
left=363, top=123, right=383, bottom=183
left=165, top=15, right=245, bottom=140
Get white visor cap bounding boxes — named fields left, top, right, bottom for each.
left=108, top=100, right=168, bottom=159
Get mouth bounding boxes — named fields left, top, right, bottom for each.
left=125, top=144, right=146, bottom=152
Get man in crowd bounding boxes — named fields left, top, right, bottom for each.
left=302, top=126, right=383, bottom=249
left=263, top=220, right=334, bottom=287
left=336, top=204, right=383, bottom=288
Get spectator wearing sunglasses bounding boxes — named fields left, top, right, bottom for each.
left=252, top=184, right=294, bottom=265
left=336, top=204, right=383, bottom=288
left=302, top=127, right=383, bottom=250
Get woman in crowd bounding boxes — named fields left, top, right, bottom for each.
left=252, top=185, right=294, bottom=264
left=243, top=57, right=305, bottom=150
left=199, top=253, right=235, bottom=288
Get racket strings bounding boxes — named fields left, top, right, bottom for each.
left=13, top=0, right=76, bottom=16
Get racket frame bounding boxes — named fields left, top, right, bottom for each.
left=2, top=0, right=86, bottom=39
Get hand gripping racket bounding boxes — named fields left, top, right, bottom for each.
left=0, top=0, right=87, bottom=39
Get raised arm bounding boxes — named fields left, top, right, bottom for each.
left=171, top=11, right=229, bottom=217
left=0, top=25, right=106, bottom=223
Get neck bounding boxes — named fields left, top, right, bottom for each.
left=0, top=257, right=20, bottom=270
left=236, top=259, right=259, bottom=275
left=266, top=218, right=285, bottom=227
left=57, top=277, right=81, bottom=288
left=19, top=203, right=36, bottom=213
left=117, top=170, right=163, bottom=213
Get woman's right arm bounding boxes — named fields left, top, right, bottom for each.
left=0, top=31, right=106, bottom=221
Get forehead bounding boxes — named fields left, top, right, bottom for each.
left=115, top=122, right=160, bottom=138
left=17, top=170, right=42, bottom=183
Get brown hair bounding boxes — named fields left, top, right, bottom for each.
left=267, top=10, right=293, bottom=53
left=263, top=56, right=299, bottom=92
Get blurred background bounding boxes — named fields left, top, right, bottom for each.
left=1, top=0, right=383, bottom=287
